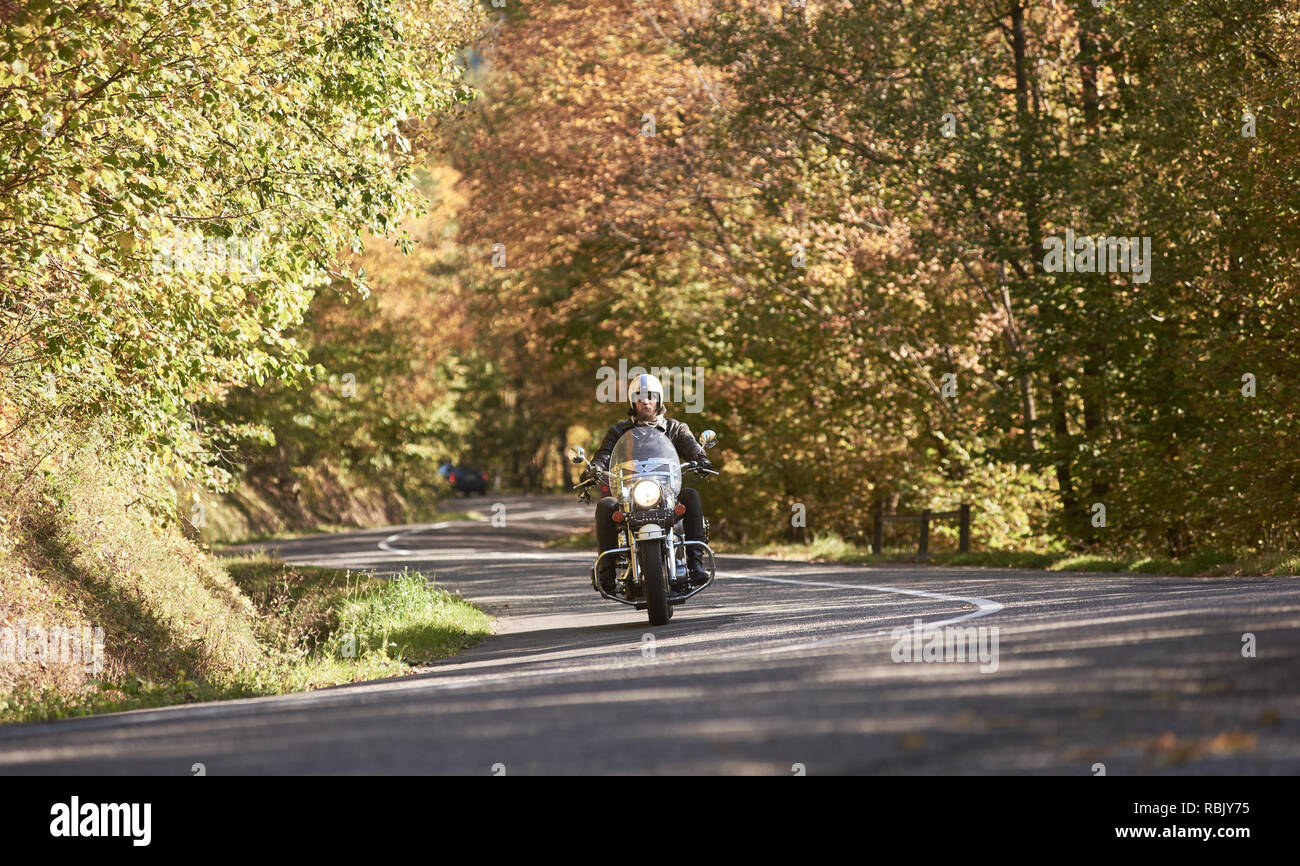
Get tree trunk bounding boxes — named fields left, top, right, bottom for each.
left=1077, top=0, right=1108, bottom=546
left=557, top=428, right=571, bottom=490
left=1013, top=2, right=1083, bottom=536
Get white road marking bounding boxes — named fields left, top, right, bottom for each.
left=378, top=516, right=1005, bottom=656
left=724, top=572, right=1003, bottom=654
left=378, top=507, right=589, bottom=555
left=378, top=523, right=456, bottom=554
left=0, top=541, right=1010, bottom=745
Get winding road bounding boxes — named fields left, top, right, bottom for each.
left=2, top=494, right=1298, bottom=775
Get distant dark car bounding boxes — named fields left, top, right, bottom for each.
left=448, top=466, right=488, bottom=496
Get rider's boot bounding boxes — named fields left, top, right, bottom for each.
left=597, top=560, right=617, bottom=594
left=686, top=546, right=709, bottom=588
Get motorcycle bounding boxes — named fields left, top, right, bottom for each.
left=571, top=427, right=720, bottom=626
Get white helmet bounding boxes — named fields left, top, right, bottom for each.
left=628, top=372, right=664, bottom=415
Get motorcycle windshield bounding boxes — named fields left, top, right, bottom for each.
left=608, top=427, right=682, bottom=500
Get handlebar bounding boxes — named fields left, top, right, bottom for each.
left=572, top=466, right=607, bottom=502
left=572, top=462, right=718, bottom=502
left=572, top=466, right=607, bottom=488
left=576, top=463, right=716, bottom=483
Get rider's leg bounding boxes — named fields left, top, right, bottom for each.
left=678, top=487, right=708, bottom=585
left=594, top=496, right=621, bottom=591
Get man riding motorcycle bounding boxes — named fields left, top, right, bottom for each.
left=582, top=372, right=714, bottom=593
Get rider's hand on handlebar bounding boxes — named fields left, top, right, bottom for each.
left=684, top=457, right=717, bottom=478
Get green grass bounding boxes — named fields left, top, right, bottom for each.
left=0, top=554, right=493, bottom=725
left=0, top=422, right=488, bottom=726
left=544, top=527, right=597, bottom=550
left=0, top=679, right=235, bottom=725
left=931, top=551, right=1062, bottom=569
left=1047, top=555, right=1133, bottom=572
left=210, top=555, right=493, bottom=695
left=712, top=532, right=1299, bottom=577
left=1, top=433, right=267, bottom=724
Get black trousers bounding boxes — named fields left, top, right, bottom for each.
left=596, top=487, right=705, bottom=569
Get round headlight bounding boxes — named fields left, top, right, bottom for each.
left=632, top=479, right=661, bottom=508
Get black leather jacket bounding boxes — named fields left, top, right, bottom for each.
left=589, top=410, right=708, bottom=472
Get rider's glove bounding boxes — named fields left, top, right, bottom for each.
left=580, top=464, right=601, bottom=484
left=696, top=455, right=713, bottom=472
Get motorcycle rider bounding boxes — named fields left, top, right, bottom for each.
left=582, top=372, right=714, bottom=593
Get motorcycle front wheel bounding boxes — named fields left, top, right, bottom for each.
left=640, top=540, right=673, bottom=626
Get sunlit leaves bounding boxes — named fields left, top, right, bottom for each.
left=0, top=0, right=485, bottom=485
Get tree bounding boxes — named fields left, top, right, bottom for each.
left=0, top=0, right=484, bottom=490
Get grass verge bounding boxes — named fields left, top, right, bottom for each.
left=712, top=533, right=1300, bottom=577
left=221, top=555, right=492, bottom=693
left=544, top=527, right=597, bottom=550
left=1, top=554, right=492, bottom=725
left=0, top=419, right=499, bottom=726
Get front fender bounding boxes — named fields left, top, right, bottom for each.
left=635, top=524, right=665, bottom=541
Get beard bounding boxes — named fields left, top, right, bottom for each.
left=635, top=404, right=659, bottom=422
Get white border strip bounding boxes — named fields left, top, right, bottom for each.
left=725, top=572, right=1003, bottom=654
left=378, top=523, right=459, bottom=554
left=383, top=524, right=1005, bottom=653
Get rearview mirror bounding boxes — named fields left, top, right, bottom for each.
left=699, top=430, right=718, bottom=449
left=570, top=446, right=586, bottom=464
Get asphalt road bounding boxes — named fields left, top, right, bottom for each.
left=2, top=494, right=1298, bottom=775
